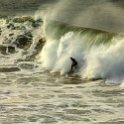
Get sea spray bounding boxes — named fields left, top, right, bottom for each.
left=40, top=39, right=58, bottom=70
left=120, top=81, right=124, bottom=89
left=39, top=0, right=124, bottom=33
left=37, top=30, right=87, bottom=75
left=83, top=37, right=124, bottom=79
left=37, top=18, right=124, bottom=85
left=52, top=32, right=85, bottom=75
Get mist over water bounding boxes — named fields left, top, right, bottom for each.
left=0, top=0, right=124, bottom=33
left=41, top=0, right=124, bottom=33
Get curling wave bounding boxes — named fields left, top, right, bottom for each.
left=37, top=19, right=124, bottom=84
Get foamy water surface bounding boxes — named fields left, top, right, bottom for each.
left=0, top=60, right=124, bottom=124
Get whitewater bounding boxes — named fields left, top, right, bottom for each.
left=0, top=0, right=124, bottom=124
left=36, top=16, right=124, bottom=86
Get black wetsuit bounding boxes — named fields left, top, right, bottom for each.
left=70, top=57, right=78, bottom=72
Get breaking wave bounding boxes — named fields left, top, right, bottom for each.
left=0, top=15, right=124, bottom=85
left=37, top=19, right=124, bottom=84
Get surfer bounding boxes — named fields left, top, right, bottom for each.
left=70, top=57, right=78, bottom=72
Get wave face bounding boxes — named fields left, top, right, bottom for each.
left=37, top=19, right=124, bottom=83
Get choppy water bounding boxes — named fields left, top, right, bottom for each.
left=0, top=62, right=124, bottom=124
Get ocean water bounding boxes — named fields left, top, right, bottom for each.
left=0, top=67, right=124, bottom=124
left=0, top=0, right=124, bottom=124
